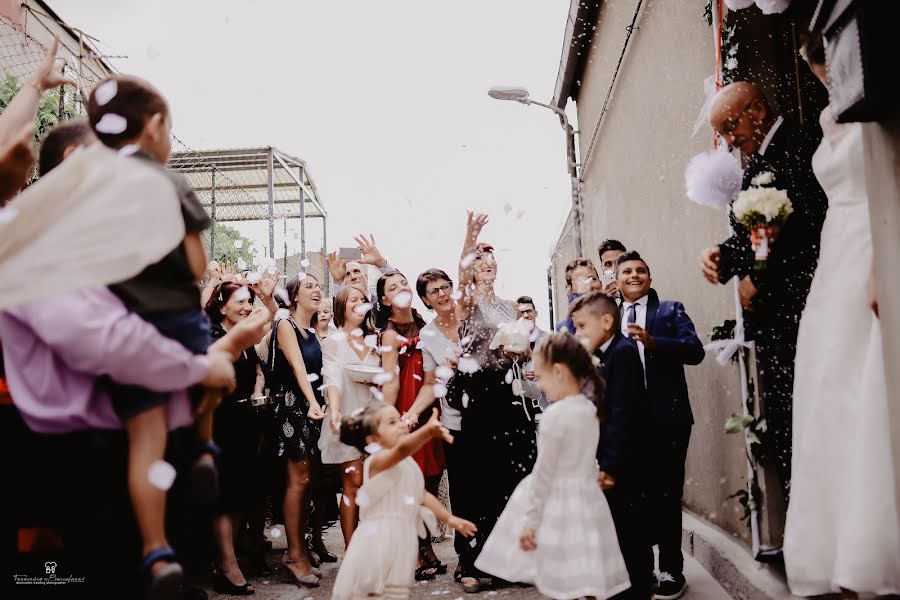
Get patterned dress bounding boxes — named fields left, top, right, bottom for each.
left=270, top=318, right=323, bottom=462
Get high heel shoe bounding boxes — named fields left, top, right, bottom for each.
left=282, top=555, right=320, bottom=588
left=213, top=570, right=254, bottom=596
left=311, top=540, right=338, bottom=563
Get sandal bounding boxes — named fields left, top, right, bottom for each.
left=192, top=442, right=221, bottom=504
left=213, top=570, right=254, bottom=596
left=454, top=564, right=464, bottom=583
left=142, top=546, right=184, bottom=600
left=461, top=576, right=481, bottom=594
left=427, top=558, right=448, bottom=575
left=415, top=564, right=438, bottom=581
left=282, top=555, right=320, bottom=588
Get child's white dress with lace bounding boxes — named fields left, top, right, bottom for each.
left=476, top=394, right=630, bottom=600
left=333, top=454, right=436, bottom=600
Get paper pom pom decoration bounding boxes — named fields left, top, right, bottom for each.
left=724, top=0, right=755, bottom=9
left=684, top=150, right=743, bottom=210
left=754, top=0, right=791, bottom=14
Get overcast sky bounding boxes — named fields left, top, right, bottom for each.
left=49, top=0, right=573, bottom=325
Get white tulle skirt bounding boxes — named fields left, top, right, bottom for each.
left=475, top=474, right=631, bottom=600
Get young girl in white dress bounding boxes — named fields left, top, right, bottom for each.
left=475, top=332, right=630, bottom=600
left=332, top=403, right=477, bottom=600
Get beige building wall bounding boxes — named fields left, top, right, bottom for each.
left=559, top=0, right=752, bottom=542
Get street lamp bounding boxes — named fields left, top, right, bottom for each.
left=488, top=86, right=584, bottom=257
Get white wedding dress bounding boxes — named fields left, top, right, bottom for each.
left=784, top=106, right=900, bottom=596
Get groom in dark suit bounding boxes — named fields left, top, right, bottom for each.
left=617, top=251, right=704, bottom=599
left=699, top=81, right=828, bottom=503
left=570, top=292, right=652, bottom=600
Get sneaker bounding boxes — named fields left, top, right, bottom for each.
left=654, top=572, right=686, bottom=600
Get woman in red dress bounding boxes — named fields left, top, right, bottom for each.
left=372, top=270, right=447, bottom=579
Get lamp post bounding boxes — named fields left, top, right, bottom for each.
left=488, top=86, right=584, bottom=257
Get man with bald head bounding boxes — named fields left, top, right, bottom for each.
left=699, top=81, right=828, bottom=505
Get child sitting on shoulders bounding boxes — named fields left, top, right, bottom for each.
left=332, top=404, right=477, bottom=600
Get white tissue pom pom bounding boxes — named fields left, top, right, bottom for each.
left=724, top=0, right=755, bottom=9
left=433, top=383, right=448, bottom=398
left=94, top=113, right=128, bottom=134
left=354, top=303, right=373, bottom=315
left=393, top=291, right=413, bottom=309
left=435, top=366, right=454, bottom=381
left=275, top=308, right=291, bottom=321
left=364, top=442, right=382, bottom=454
left=755, top=0, right=791, bottom=14
left=269, top=526, right=282, bottom=539
left=148, top=460, right=177, bottom=491
left=94, top=80, right=118, bottom=106
left=457, top=356, right=480, bottom=374
left=684, top=150, right=743, bottom=210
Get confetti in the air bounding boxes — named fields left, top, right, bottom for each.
left=301, top=258, right=310, bottom=268
left=270, top=526, right=282, bottom=539
left=148, top=460, right=176, bottom=491
left=355, top=303, right=374, bottom=315
left=94, top=113, right=128, bottom=134
left=307, top=373, right=319, bottom=383
left=365, top=442, right=383, bottom=454
left=94, top=80, right=117, bottom=106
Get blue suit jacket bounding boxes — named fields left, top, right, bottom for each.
left=595, top=332, right=649, bottom=489
left=627, top=288, right=704, bottom=425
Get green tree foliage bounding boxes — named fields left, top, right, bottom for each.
left=207, top=222, right=258, bottom=266
left=0, top=74, right=78, bottom=145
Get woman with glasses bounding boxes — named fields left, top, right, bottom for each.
left=449, top=212, right=539, bottom=593
left=403, top=268, right=470, bottom=581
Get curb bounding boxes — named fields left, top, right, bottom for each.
left=681, top=511, right=793, bottom=600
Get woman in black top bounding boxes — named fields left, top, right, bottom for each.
left=269, top=274, right=327, bottom=588
left=205, top=282, right=268, bottom=595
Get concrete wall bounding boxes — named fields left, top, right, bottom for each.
left=559, top=0, right=752, bottom=542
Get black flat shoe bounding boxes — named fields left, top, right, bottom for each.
left=415, top=564, right=438, bottom=581
left=311, top=542, right=338, bottom=563
left=213, top=571, right=255, bottom=596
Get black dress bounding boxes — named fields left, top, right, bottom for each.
left=210, top=321, right=269, bottom=514
left=270, top=318, right=323, bottom=463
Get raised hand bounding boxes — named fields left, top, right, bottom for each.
left=327, top=251, right=347, bottom=284
left=422, top=408, right=453, bottom=443
left=251, top=267, right=280, bottom=300
left=465, top=211, right=489, bottom=244
left=354, top=234, right=387, bottom=268
left=27, top=37, right=74, bottom=93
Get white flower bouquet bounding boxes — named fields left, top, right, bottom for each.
left=731, top=172, right=793, bottom=269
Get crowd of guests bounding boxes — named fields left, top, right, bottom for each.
left=1, top=26, right=897, bottom=600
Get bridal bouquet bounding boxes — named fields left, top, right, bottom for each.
left=731, top=172, right=793, bottom=269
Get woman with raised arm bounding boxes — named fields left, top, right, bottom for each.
left=269, top=274, right=327, bottom=588
left=319, top=285, right=381, bottom=546
left=449, top=211, right=539, bottom=593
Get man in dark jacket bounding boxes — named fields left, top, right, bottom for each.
left=570, top=292, right=651, bottom=600
left=699, top=81, right=828, bottom=504
left=617, top=251, right=704, bottom=599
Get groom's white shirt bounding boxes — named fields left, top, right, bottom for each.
left=759, top=116, right=784, bottom=157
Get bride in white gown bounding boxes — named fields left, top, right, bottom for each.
left=784, top=45, right=900, bottom=597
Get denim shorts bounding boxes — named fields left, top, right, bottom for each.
left=108, top=309, right=212, bottom=421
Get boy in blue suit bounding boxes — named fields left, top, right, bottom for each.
left=570, top=292, right=652, bottom=600
left=616, top=251, right=704, bottom=600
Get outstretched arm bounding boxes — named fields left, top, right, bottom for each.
left=422, top=491, right=477, bottom=537
left=456, top=211, right=488, bottom=322
left=368, top=409, right=452, bottom=477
